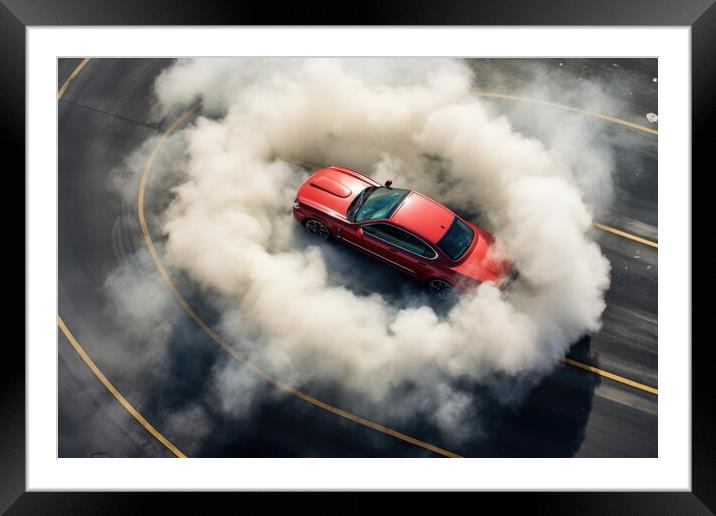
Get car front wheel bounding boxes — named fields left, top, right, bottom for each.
left=304, top=219, right=331, bottom=241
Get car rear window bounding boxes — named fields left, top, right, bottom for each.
left=437, top=217, right=475, bottom=260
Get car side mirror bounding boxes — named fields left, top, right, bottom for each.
left=356, top=227, right=364, bottom=238
left=384, top=179, right=393, bottom=189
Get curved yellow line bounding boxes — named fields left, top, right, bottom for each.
left=60, top=58, right=659, bottom=460
left=58, top=316, right=187, bottom=457
left=138, top=104, right=462, bottom=459
left=472, top=91, right=658, bottom=135
left=58, top=58, right=91, bottom=100
left=58, top=57, right=186, bottom=458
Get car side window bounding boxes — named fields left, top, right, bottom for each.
left=363, top=223, right=437, bottom=259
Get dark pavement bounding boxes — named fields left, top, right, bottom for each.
left=58, top=58, right=657, bottom=458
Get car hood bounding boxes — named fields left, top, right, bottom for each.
left=297, top=166, right=380, bottom=219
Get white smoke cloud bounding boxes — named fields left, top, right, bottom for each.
left=133, top=58, right=611, bottom=442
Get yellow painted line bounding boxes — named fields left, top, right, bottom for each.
left=561, top=357, right=658, bottom=395
left=138, top=106, right=462, bottom=459
left=57, top=58, right=91, bottom=100
left=472, top=91, right=658, bottom=135
left=592, top=222, right=658, bottom=249
left=59, top=60, right=654, bottom=455
left=58, top=57, right=185, bottom=459
left=289, top=159, right=659, bottom=251
left=57, top=316, right=187, bottom=457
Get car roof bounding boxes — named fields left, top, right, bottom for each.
left=389, top=191, right=455, bottom=244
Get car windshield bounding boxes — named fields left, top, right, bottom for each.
left=437, top=216, right=475, bottom=260
left=353, top=187, right=409, bottom=222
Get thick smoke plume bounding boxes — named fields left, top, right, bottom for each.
left=133, top=58, right=611, bottom=441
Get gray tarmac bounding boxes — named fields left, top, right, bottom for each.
left=58, top=57, right=657, bottom=457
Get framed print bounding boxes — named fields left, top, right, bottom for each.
left=7, top=0, right=713, bottom=513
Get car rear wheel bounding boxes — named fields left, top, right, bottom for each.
left=428, top=278, right=454, bottom=299
left=304, top=219, right=330, bottom=241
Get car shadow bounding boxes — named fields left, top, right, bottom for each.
left=451, top=335, right=600, bottom=457
left=294, top=226, right=600, bottom=456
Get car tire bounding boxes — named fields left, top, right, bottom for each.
left=304, top=219, right=331, bottom=241
left=428, top=278, right=454, bottom=299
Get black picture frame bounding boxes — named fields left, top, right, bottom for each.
left=6, top=1, right=711, bottom=513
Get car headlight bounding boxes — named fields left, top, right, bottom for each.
left=293, top=198, right=301, bottom=208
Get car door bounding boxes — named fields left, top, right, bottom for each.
left=334, top=222, right=408, bottom=275
left=357, top=222, right=437, bottom=278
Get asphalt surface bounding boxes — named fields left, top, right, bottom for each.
left=58, top=58, right=658, bottom=458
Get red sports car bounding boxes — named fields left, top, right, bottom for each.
left=293, top=165, right=516, bottom=297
